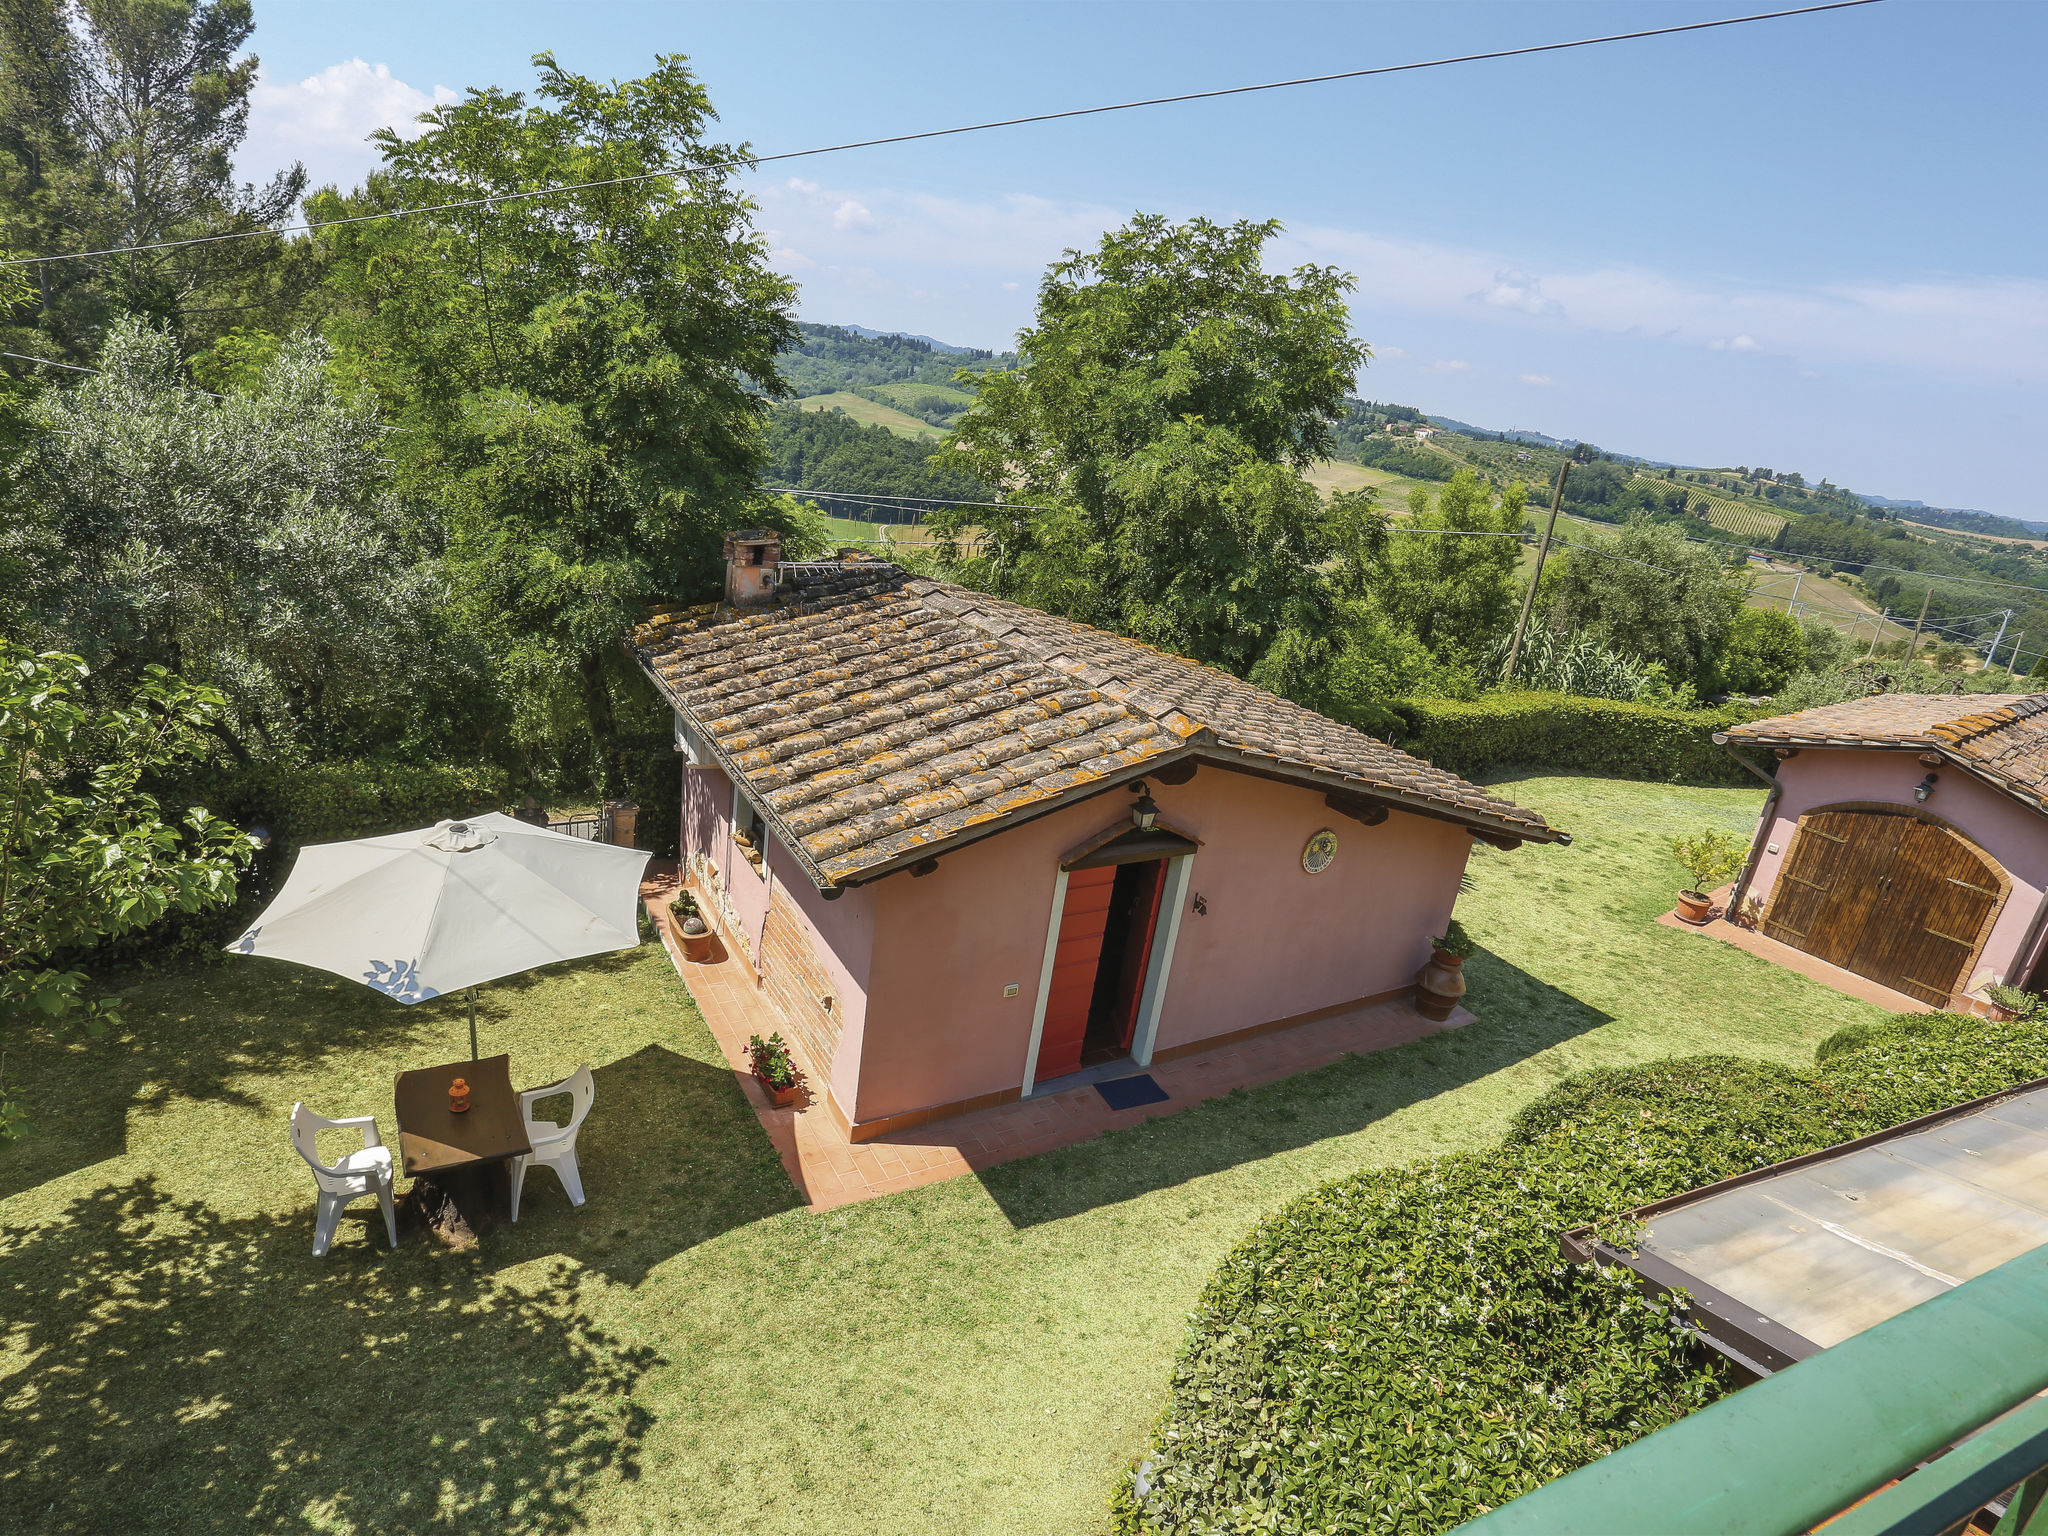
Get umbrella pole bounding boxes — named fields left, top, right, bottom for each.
left=467, top=986, right=478, bottom=1060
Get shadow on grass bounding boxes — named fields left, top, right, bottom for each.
left=0, top=945, right=661, bottom=1202
left=980, top=949, right=1611, bottom=1228
left=483, top=1043, right=805, bottom=1286
left=0, top=1177, right=659, bottom=1535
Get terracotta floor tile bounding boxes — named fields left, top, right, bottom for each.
left=647, top=883, right=1475, bottom=1211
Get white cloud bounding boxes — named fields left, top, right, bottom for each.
left=1521, top=374, right=1554, bottom=386
left=1478, top=271, right=1561, bottom=317
left=244, top=59, right=457, bottom=191
left=1430, top=359, right=1470, bottom=373
left=742, top=176, right=2048, bottom=389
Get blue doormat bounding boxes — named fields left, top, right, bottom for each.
left=1096, top=1074, right=1170, bottom=1111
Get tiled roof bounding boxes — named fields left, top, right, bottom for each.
left=1726, top=692, right=2048, bottom=814
left=628, top=556, right=1564, bottom=887
left=630, top=561, right=1556, bottom=888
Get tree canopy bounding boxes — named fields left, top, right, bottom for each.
left=1543, top=520, right=1748, bottom=688
left=310, top=51, right=799, bottom=785
left=0, top=0, right=305, bottom=362
left=935, top=213, right=1377, bottom=691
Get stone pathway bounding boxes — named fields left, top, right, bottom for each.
left=644, top=869, right=1473, bottom=1211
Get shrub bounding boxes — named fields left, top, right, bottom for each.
left=1672, top=828, right=1743, bottom=895
left=1390, top=692, right=1771, bottom=784
left=1431, top=919, right=1475, bottom=959
left=1123, top=1014, right=2048, bottom=1535
left=159, top=758, right=512, bottom=856
left=102, top=757, right=513, bottom=966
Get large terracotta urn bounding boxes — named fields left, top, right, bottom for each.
left=1417, top=950, right=1467, bottom=1023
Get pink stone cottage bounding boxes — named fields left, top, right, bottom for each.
left=628, top=533, right=1567, bottom=1142
left=1722, top=693, right=2048, bottom=1009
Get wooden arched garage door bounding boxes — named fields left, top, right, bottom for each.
left=1762, top=807, right=2006, bottom=1007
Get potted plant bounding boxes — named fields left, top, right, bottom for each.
left=1417, top=919, right=1475, bottom=1023
left=1985, top=983, right=2043, bottom=1023
left=747, top=1032, right=799, bottom=1108
left=668, top=889, right=715, bottom=963
left=1671, top=829, right=1743, bottom=926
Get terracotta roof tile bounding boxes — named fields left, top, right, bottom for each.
left=1727, top=692, right=2048, bottom=814
left=629, top=556, right=1563, bottom=885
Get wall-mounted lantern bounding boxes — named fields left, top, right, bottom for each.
left=1129, top=781, right=1160, bottom=830
left=1915, top=772, right=1940, bottom=804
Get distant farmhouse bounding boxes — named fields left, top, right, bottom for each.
left=1723, top=694, right=2048, bottom=1009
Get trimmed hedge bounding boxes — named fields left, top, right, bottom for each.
left=160, top=758, right=513, bottom=856
left=1121, top=1012, right=2048, bottom=1535
left=1390, top=692, right=1774, bottom=785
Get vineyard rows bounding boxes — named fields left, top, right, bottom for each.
left=1630, top=474, right=1786, bottom=543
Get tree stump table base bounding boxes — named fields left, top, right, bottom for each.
left=398, top=1162, right=509, bottom=1251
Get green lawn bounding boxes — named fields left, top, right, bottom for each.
left=0, top=774, right=1890, bottom=1534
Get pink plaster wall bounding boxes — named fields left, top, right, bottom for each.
left=1748, top=749, right=2048, bottom=985
left=848, top=765, right=1477, bottom=1125
left=681, top=762, right=878, bottom=1081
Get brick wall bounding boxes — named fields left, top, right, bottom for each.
left=758, top=879, right=844, bottom=1074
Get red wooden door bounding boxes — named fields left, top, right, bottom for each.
left=1107, top=860, right=1169, bottom=1054
left=1035, top=867, right=1116, bottom=1083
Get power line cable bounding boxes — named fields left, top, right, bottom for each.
left=0, top=0, right=1883, bottom=272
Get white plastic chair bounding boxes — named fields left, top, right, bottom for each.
left=288, top=1103, right=397, bottom=1257
left=511, top=1064, right=595, bottom=1222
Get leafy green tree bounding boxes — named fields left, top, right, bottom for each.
left=937, top=213, right=1377, bottom=693
left=1543, top=519, right=1747, bottom=689
left=313, top=52, right=798, bottom=786
left=1719, top=607, right=1807, bottom=695
left=12, top=317, right=480, bottom=759
left=0, top=0, right=305, bottom=361
left=1, top=643, right=251, bottom=1135
left=2032, top=651, right=2048, bottom=682
left=1375, top=470, right=1526, bottom=663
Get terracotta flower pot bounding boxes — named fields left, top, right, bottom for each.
left=758, top=1074, right=798, bottom=1108
left=668, top=904, right=716, bottom=963
left=1674, top=890, right=1713, bottom=926
left=1416, top=952, right=1467, bottom=1023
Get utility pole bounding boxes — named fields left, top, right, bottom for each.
left=1787, top=570, right=1802, bottom=613
left=1909, top=588, right=1932, bottom=661
left=1988, top=609, right=2014, bottom=675
left=2006, top=632, right=2026, bottom=681
left=1865, top=608, right=1888, bottom=661
left=1503, top=460, right=1570, bottom=684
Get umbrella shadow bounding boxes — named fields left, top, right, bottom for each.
left=0, top=1176, right=659, bottom=1535
left=477, top=1043, right=805, bottom=1287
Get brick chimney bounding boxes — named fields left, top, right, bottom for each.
left=722, top=529, right=783, bottom=608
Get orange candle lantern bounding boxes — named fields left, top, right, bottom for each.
left=448, top=1077, right=471, bottom=1114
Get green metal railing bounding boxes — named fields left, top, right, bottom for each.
left=1453, top=1245, right=2048, bottom=1536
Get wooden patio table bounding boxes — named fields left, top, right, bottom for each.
left=393, top=1053, right=531, bottom=1246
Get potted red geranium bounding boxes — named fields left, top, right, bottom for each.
left=747, top=1032, right=799, bottom=1108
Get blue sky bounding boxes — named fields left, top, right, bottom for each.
left=238, top=1, right=2046, bottom=514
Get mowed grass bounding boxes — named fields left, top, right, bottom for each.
left=796, top=391, right=939, bottom=440
left=0, top=775, right=1890, bottom=1534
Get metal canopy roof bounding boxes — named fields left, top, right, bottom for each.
left=1565, top=1076, right=2048, bottom=1376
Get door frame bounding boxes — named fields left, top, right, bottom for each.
left=1020, top=852, right=1196, bottom=1096
left=1764, top=799, right=2013, bottom=996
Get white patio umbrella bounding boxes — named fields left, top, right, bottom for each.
left=227, top=813, right=653, bottom=1058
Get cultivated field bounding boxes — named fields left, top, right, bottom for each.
left=798, top=392, right=940, bottom=440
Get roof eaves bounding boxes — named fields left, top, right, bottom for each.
left=628, top=637, right=845, bottom=890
